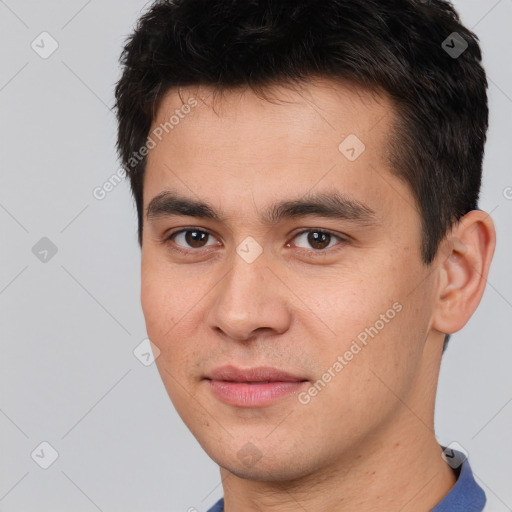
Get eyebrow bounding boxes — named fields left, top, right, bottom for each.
left=146, top=189, right=377, bottom=226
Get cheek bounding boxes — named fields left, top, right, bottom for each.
left=141, top=254, right=192, bottom=335
left=140, top=275, right=172, bottom=340
left=356, top=271, right=436, bottom=395
left=308, top=271, right=397, bottom=347
left=140, top=263, right=202, bottom=369
left=141, top=272, right=198, bottom=409
left=305, top=259, right=426, bottom=378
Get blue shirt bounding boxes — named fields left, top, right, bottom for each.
left=206, top=454, right=486, bottom=512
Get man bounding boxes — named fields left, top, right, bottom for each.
left=114, top=0, right=496, bottom=510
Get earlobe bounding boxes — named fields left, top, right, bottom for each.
left=432, top=210, right=496, bottom=335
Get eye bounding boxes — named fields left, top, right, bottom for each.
left=164, top=228, right=347, bottom=255
left=290, top=229, right=347, bottom=253
left=165, top=228, right=219, bottom=253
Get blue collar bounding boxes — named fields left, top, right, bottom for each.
left=432, top=453, right=486, bottom=511
left=206, top=453, right=486, bottom=512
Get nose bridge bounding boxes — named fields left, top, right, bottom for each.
left=219, top=248, right=269, bottom=321
left=207, top=246, right=291, bottom=339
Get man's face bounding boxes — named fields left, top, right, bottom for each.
left=141, top=80, right=440, bottom=480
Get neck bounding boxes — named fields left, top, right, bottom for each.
left=220, top=422, right=455, bottom=511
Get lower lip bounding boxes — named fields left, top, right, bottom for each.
left=207, top=380, right=307, bottom=407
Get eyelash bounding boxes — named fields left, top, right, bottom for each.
left=163, top=227, right=348, bottom=257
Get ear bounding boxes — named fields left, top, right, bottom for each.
left=432, top=210, right=496, bottom=334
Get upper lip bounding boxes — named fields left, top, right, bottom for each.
left=205, top=365, right=307, bottom=382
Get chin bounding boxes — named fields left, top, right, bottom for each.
left=223, top=461, right=310, bottom=482
left=208, top=444, right=317, bottom=483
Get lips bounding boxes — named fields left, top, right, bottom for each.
left=204, top=365, right=308, bottom=407
left=205, top=365, right=307, bottom=383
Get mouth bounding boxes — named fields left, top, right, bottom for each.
left=204, top=365, right=309, bottom=407
left=205, top=365, right=307, bottom=382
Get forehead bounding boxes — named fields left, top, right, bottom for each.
left=151, top=79, right=393, bottom=145
left=143, top=79, right=413, bottom=230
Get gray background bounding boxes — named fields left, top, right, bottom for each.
left=0, top=1, right=511, bottom=511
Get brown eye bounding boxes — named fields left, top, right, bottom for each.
left=168, top=229, right=218, bottom=250
left=293, top=230, right=344, bottom=251
left=308, top=231, right=330, bottom=250
left=184, top=230, right=209, bottom=248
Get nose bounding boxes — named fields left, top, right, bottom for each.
left=205, top=249, right=293, bottom=342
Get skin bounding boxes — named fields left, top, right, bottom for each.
left=140, top=79, right=496, bottom=511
